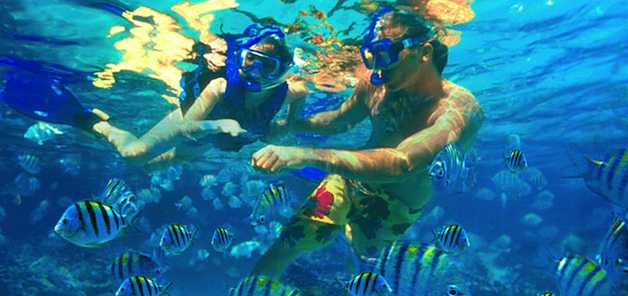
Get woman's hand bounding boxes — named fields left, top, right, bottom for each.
left=203, top=119, right=247, bottom=137
left=261, top=120, right=290, bottom=143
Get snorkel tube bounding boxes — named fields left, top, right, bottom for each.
left=363, top=7, right=393, bottom=86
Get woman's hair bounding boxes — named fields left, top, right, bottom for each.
left=253, top=35, right=293, bottom=65
left=377, top=10, right=448, bottom=75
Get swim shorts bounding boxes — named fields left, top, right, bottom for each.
left=277, top=174, right=424, bottom=256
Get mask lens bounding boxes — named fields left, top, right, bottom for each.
left=238, top=49, right=281, bottom=79
left=362, top=38, right=398, bottom=69
left=373, top=43, right=392, bottom=66
left=361, top=48, right=375, bottom=69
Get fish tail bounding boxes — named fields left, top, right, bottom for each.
left=162, top=282, right=173, bottom=296
left=124, top=209, right=142, bottom=233
left=334, top=277, right=346, bottom=293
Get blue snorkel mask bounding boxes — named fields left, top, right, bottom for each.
left=361, top=7, right=433, bottom=86
left=235, top=25, right=294, bottom=92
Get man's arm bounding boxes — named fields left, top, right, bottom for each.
left=252, top=94, right=484, bottom=184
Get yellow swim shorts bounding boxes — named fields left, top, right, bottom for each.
left=277, top=174, right=424, bottom=256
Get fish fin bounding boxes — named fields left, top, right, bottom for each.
left=85, top=241, right=107, bottom=248
left=334, top=278, right=346, bottom=293
left=115, top=228, right=131, bottom=239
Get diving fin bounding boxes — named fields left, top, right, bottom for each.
left=1, top=70, right=104, bottom=131
left=291, top=166, right=328, bottom=183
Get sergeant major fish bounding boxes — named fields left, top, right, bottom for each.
left=109, top=249, right=167, bottom=283
left=599, top=211, right=628, bottom=284
left=432, top=224, right=470, bottom=255
left=250, top=182, right=291, bottom=226
left=228, top=275, right=299, bottom=296
left=582, top=148, right=628, bottom=211
left=17, top=154, right=41, bottom=174
left=336, top=272, right=392, bottom=296
left=211, top=227, right=235, bottom=252
left=54, top=200, right=140, bottom=248
left=160, top=224, right=197, bottom=255
left=361, top=242, right=470, bottom=296
left=115, top=276, right=171, bottom=296
left=554, top=254, right=612, bottom=296
left=23, top=121, right=63, bottom=145
left=503, top=150, right=527, bottom=173
left=428, top=144, right=477, bottom=194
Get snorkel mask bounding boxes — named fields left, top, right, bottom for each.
left=236, top=25, right=295, bottom=92
left=361, top=8, right=433, bottom=86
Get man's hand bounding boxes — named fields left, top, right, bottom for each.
left=252, top=145, right=311, bottom=174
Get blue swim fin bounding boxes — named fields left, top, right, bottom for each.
left=291, top=166, right=328, bottom=183
left=1, top=70, right=102, bottom=131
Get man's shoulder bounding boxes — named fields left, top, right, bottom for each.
left=444, top=80, right=476, bottom=102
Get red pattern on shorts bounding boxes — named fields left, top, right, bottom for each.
left=304, top=182, right=334, bottom=219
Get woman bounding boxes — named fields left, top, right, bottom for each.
left=2, top=25, right=307, bottom=170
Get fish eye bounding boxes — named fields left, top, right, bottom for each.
left=259, top=216, right=265, bottom=223
left=438, top=170, right=444, bottom=177
left=62, top=219, right=68, bottom=224
left=448, top=285, right=459, bottom=295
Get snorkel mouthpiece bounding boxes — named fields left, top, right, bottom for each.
left=243, top=78, right=262, bottom=92
left=370, top=72, right=385, bottom=86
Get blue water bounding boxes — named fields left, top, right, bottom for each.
left=1, top=0, right=627, bottom=295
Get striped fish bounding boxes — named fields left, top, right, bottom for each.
left=17, top=154, right=41, bottom=174
left=250, top=182, right=291, bottom=226
left=54, top=200, right=140, bottom=248
left=361, top=242, right=470, bottom=296
left=110, top=250, right=166, bottom=283
left=555, top=255, right=612, bottom=296
left=98, top=178, right=130, bottom=204
left=336, top=272, right=392, bottom=296
left=491, top=170, right=532, bottom=201
left=160, top=224, right=197, bottom=255
left=523, top=167, right=548, bottom=191
left=428, top=144, right=466, bottom=189
left=599, top=212, right=628, bottom=284
left=211, top=227, right=235, bottom=252
left=503, top=150, right=527, bottom=173
left=432, top=224, right=470, bottom=255
left=584, top=148, right=628, bottom=210
left=228, top=275, right=299, bottom=296
left=115, top=276, right=171, bottom=296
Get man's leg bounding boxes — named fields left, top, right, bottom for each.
left=250, top=219, right=342, bottom=277
left=250, top=174, right=351, bottom=277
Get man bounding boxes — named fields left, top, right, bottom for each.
left=249, top=8, right=485, bottom=277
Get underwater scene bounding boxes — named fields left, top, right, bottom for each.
left=1, top=0, right=627, bottom=295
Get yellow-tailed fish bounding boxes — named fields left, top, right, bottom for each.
left=160, top=224, right=197, bottom=255
left=54, top=200, right=140, bottom=248
left=115, top=276, right=171, bottom=296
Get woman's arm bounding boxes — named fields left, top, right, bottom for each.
left=94, top=77, right=244, bottom=166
